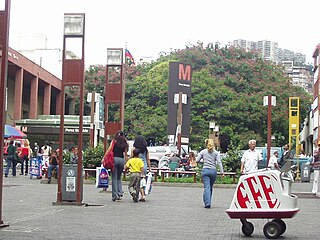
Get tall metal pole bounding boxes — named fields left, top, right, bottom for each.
left=267, top=94, right=272, bottom=166
left=177, top=92, right=182, bottom=156
left=0, top=0, right=10, bottom=228
left=90, top=91, right=95, bottom=148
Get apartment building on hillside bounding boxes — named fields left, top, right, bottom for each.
left=229, top=39, right=306, bottom=65
left=282, top=61, right=313, bottom=94
left=257, top=40, right=278, bottom=62
left=229, top=39, right=309, bottom=92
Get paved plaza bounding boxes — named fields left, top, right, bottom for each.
left=0, top=173, right=319, bottom=240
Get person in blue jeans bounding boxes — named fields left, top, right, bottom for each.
left=132, top=135, right=151, bottom=201
left=5, top=140, right=18, bottom=177
left=111, top=130, right=128, bottom=201
left=196, top=139, right=224, bottom=209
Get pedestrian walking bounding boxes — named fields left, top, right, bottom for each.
left=240, top=139, right=262, bottom=174
left=124, top=148, right=145, bottom=202
left=20, top=139, right=32, bottom=175
left=312, top=141, right=320, bottom=195
left=132, top=135, right=151, bottom=201
left=4, top=140, right=18, bottom=177
left=111, top=130, right=128, bottom=201
left=196, top=139, right=224, bottom=209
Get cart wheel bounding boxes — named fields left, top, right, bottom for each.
left=273, top=219, right=286, bottom=235
left=29, top=174, right=32, bottom=179
left=242, top=221, right=254, bottom=236
left=263, top=221, right=281, bottom=239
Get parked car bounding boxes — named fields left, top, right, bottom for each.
left=148, top=145, right=190, bottom=168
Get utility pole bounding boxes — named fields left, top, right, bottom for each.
left=177, top=92, right=182, bottom=156
left=90, top=91, right=96, bottom=148
left=264, top=95, right=276, bottom=167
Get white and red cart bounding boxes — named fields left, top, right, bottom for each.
left=226, top=169, right=299, bottom=239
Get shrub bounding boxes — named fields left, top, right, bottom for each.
left=83, top=142, right=105, bottom=168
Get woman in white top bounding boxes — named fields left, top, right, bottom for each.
left=41, top=141, right=52, bottom=169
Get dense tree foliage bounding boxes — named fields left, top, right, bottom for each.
left=84, top=43, right=311, bottom=153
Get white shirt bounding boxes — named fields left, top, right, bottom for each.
left=41, top=145, right=52, bottom=156
left=241, top=149, right=262, bottom=174
left=268, top=155, right=278, bottom=169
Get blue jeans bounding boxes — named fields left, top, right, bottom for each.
left=111, top=157, right=125, bottom=200
left=48, top=165, right=59, bottom=178
left=201, top=168, right=217, bottom=207
left=20, top=155, right=29, bottom=174
left=5, top=155, right=17, bottom=176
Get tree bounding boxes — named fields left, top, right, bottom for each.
left=84, top=43, right=311, bottom=154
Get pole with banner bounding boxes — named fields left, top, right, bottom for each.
left=168, top=62, right=192, bottom=149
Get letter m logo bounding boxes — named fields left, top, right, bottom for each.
left=178, top=64, right=191, bottom=81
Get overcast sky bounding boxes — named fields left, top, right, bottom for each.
left=8, top=0, right=320, bottom=67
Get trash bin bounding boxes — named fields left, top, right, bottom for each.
left=301, top=162, right=311, bottom=182
left=62, top=164, right=83, bottom=202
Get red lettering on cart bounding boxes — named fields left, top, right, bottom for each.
left=246, top=176, right=263, bottom=208
left=237, top=182, right=250, bottom=208
left=258, top=175, right=278, bottom=208
left=236, top=174, right=278, bottom=209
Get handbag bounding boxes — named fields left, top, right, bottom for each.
left=102, top=140, right=115, bottom=171
left=96, top=166, right=109, bottom=188
left=145, top=172, right=153, bottom=195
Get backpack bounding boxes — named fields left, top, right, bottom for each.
left=102, top=140, right=115, bottom=171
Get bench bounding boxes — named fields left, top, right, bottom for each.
left=218, top=172, right=237, bottom=184
left=160, top=171, right=236, bottom=184
left=161, top=170, right=197, bottom=183
left=84, top=168, right=96, bottom=180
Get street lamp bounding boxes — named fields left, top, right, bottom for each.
left=107, top=49, right=122, bottom=65
left=57, top=13, right=85, bottom=205
left=104, top=48, right=124, bottom=151
left=0, top=0, right=10, bottom=228
left=64, top=14, right=84, bottom=36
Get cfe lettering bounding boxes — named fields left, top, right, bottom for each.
left=236, top=174, right=279, bottom=209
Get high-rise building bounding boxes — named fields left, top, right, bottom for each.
left=229, top=39, right=306, bottom=65
left=257, top=40, right=278, bottom=62
left=229, top=39, right=309, bottom=92
left=283, top=62, right=313, bottom=94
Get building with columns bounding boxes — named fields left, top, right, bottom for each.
left=5, top=47, right=61, bottom=125
left=312, top=44, right=320, bottom=146
left=4, top=47, right=92, bottom=148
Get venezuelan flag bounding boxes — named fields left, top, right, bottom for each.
left=125, top=49, right=135, bottom=65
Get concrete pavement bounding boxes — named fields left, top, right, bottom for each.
left=0, top=172, right=319, bottom=240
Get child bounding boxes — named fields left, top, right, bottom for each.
left=124, top=148, right=145, bottom=202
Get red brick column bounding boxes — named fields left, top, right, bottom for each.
left=29, top=76, right=39, bottom=118
left=43, top=84, right=51, bottom=115
left=55, top=91, right=61, bottom=115
left=13, top=68, right=23, bottom=120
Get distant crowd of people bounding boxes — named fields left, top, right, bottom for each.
left=4, top=139, right=79, bottom=184
left=4, top=133, right=320, bottom=206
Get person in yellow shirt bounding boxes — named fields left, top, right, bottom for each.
left=124, top=148, right=145, bottom=202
